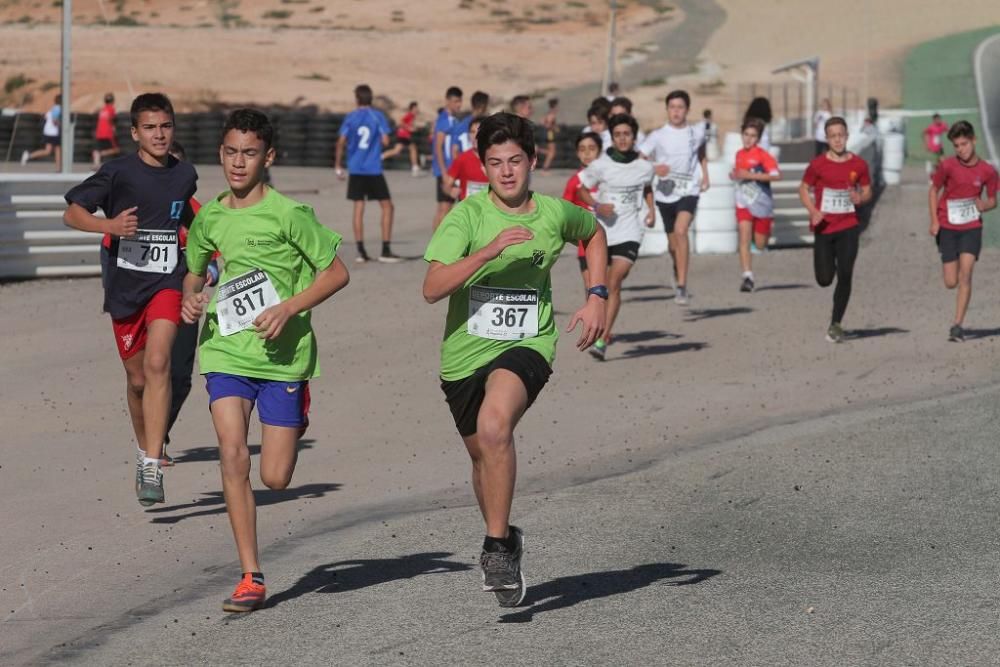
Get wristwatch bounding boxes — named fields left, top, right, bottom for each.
left=587, top=285, right=609, bottom=300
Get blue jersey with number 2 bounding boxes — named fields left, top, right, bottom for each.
left=340, top=108, right=391, bottom=175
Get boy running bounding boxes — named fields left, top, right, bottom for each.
left=423, top=112, right=607, bottom=608
left=182, top=109, right=350, bottom=612
left=924, top=113, right=949, bottom=166
left=22, top=94, right=62, bottom=169
left=575, top=114, right=655, bottom=360
left=92, top=93, right=121, bottom=167
left=639, top=90, right=709, bottom=305
left=381, top=101, right=421, bottom=175
left=562, top=131, right=603, bottom=293
left=443, top=116, right=488, bottom=201
left=335, top=84, right=401, bottom=264
left=540, top=98, right=559, bottom=171
left=928, top=120, right=999, bottom=341
left=731, top=117, right=781, bottom=292
left=799, top=116, right=872, bottom=343
left=432, top=86, right=463, bottom=229
left=453, top=90, right=490, bottom=158
left=64, top=92, right=197, bottom=505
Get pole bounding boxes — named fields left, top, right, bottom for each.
left=601, top=0, right=618, bottom=97
left=60, top=0, right=73, bottom=172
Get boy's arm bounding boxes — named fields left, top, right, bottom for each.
left=423, top=227, right=534, bottom=304
left=181, top=271, right=209, bottom=324
left=254, top=256, right=350, bottom=340
left=644, top=187, right=655, bottom=226
left=334, top=135, right=347, bottom=179
left=64, top=202, right=138, bottom=237
left=799, top=181, right=823, bottom=229
left=434, top=130, right=447, bottom=171
left=928, top=184, right=941, bottom=235
left=567, top=225, right=607, bottom=350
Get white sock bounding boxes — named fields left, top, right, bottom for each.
left=136, top=446, right=145, bottom=458
left=742, top=271, right=753, bottom=279
left=142, top=456, right=160, bottom=467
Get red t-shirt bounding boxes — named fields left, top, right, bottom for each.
left=931, top=156, right=999, bottom=231
left=924, top=120, right=948, bottom=153
left=96, top=104, right=116, bottom=141
left=563, top=170, right=596, bottom=257
left=446, top=149, right=488, bottom=199
left=398, top=111, right=415, bottom=140
left=802, top=154, right=871, bottom=234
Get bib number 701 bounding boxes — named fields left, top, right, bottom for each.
left=492, top=306, right=529, bottom=328
left=140, top=244, right=168, bottom=264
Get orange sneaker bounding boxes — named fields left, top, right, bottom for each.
left=222, top=574, right=266, bottom=613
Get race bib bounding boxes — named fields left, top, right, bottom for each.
left=738, top=181, right=762, bottom=206
left=465, top=181, right=488, bottom=198
left=116, top=229, right=177, bottom=274
left=467, top=285, right=538, bottom=341
left=946, top=198, right=979, bottom=225
left=657, top=170, right=693, bottom=197
left=216, top=269, right=282, bottom=337
left=820, top=188, right=854, bottom=214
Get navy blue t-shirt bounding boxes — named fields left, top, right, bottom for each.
left=65, top=153, right=198, bottom=318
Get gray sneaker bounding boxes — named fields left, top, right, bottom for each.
left=135, top=449, right=144, bottom=494
left=675, top=286, right=690, bottom=306
left=826, top=322, right=845, bottom=343
left=137, top=462, right=164, bottom=506
left=480, top=526, right=526, bottom=607
left=949, top=324, right=965, bottom=342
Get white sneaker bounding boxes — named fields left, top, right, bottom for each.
left=20, top=150, right=29, bottom=165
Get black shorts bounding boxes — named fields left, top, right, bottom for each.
left=656, top=197, right=699, bottom=234
left=440, top=347, right=552, bottom=437
left=436, top=176, right=456, bottom=203
left=936, top=227, right=982, bottom=262
left=347, top=174, right=391, bottom=201
left=95, top=138, right=115, bottom=151
left=579, top=241, right=640, bottom=270
left=43, top=135, right=60, bottom=146
left=397, top=136, right=412, bottom=146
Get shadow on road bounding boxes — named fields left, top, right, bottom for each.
left=168, top=440, right=316, bottom=464
left=963, top=327, right=1000, bottom=340
left=754, top=283, right=811, bottom=292
left=265, top=552, right=472, bottom=609
left=684, top=307, right=753, bottom=322
left=146, top=482, right=341, bottom=524
left=624, top=294, right=675, bottom=303
left=611, top=330, right=681, bottom=344
left=620, top=283, right=666, bottom=292
left=499, top=562, right=721, bottom=623
left=614, top=342, right=708, bottom=360
left=847, top=327, right=909, bottom=340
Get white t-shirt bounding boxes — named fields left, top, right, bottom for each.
left=43, top=104, right=61, bottom=138
left=639, top=122, right=707, bottom=203
left=814, top=111, right=831, bottom=142
left=578, top=153, right=655, bottom=246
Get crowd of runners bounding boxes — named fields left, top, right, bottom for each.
left=54, top=81, right=997, bottom=613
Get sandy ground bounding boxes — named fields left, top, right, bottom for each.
left=2, top=162, right=1000, bottom=663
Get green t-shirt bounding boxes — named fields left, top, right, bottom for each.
left=186, top=187, right=341, bottom=381
left=424, top=189, right=597, bottom=381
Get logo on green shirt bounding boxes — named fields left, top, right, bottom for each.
left=530, top=249, right=546, bottom=267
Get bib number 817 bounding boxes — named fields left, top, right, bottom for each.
left=492, top=306, right=529, bottom=328
left=233, top=287, right=266, bottom=317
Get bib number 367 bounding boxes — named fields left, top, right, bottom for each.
left=468, top=285, right=538, bottom=340
left=216, top=269, right=281, bottom=337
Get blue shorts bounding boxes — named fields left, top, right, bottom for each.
left=205, top=373, right=311, bottom=428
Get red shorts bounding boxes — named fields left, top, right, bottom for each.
left=111, top=289, right=182, bottom=360
left=736, top=208, right=773, bottom=236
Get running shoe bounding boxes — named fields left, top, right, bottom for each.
left=378, top=252, right=403, bottom=264
left=20, top=150, right=29, bottom=166
left=826, top=322, right=845, bottom=343
left=675, top=287, right=690, bottom=306
left=355, top=251, right=371, bottom=264
left=134, top=448, right=144, bottom=493
left=948, top=324, right=965, bottom=342
left=222, top=574, right=266, bottom=613
left=137, top=462, right=164, bottom=506
left=480, top=526, right=526, bottom=607
left=588, top=338, right=607, bottom=361
left=159, top=439, right=174, bottom=467
left=740, top=276, right=755, bottom=293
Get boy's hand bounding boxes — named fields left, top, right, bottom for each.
left=566, top=296, right=606, bottom=350
left=595, top=203, right=615, bottom=218
left=654, top=164, right=671, bottom=178
left=976, top=198, right=989, bottom=212
left=849, top=188, right=863, bottom=205
left=645, top=210, right=655, bottom=227
left=108, top=206, right=138, bottom=237
left=255, top=302, right=295, bottom=340
left=929, top=221, right=940, bottom=237
left=335, top=168, right=346, bottom=181
left=181, top=292, right=209, bottom=324
left=484, top=226, right=533, bottom=259
left=808, top=209, right=825, bottom=231
left=700, top=174, right=710, bottom=192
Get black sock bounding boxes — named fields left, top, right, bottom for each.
left=356, top=241, right=367, bottom=256
left=381, top=241, right=391, bottom=255
left=248, top=572, right=264, bottom=585
left=483, top=529, right=518, bottom=553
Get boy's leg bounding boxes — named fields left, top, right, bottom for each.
left=258, top=426, right=300, bottom=490
left=604, top=258, right=633, bottom=344
left=211, top=396, right=260, bottom=573
left=941, top=260, right=959, bottom=289
left=672, top=211, right=693, bottom=288
left=122, top=351, right=147, bottom=452
left=813, top=234, right=835, bottom=288
left=954, top=252, right=976, bottom=326
left=830, top=228, right=859, bottom=325
left=165, top=320, right=199, bottom=446
left=140, top=318, right=178, bottom=462
left=379, top=198, right=395, bottom=244
left=352, top=200, right=366, bottom=244
left=737, top=220, right=753, bottom=274
left=408, top=143, right=418, bottom=169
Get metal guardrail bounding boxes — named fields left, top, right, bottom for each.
left=0, top=173, right=101, bottom=278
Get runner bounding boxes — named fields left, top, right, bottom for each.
left=381, top=101, right=421, bottom=176
left=92, top=93, right=121, bottom=168
left=63, top=92, right=197, bottom=505
left=21, top=94, right=62, bottom=169
left=452, top=90, right=490, bottom=158
left=443, top=116, right=488, bottom=201
left=731, top=117, right=781, bottom=292
left=813, top=98, right=833, bottom=156
left=605, top=81, right=620, bottom=103
left=432, top=86, right=463, bottom=229
left=927, top=120, right=999, bottom=341
left=181, top=108, right=350, bottom=613
left=562, top=131, right=603, bottom=294
left=575, top=113, right=655, bottom=360
left=334, top=84, right=402, bottom=263
left=587, top=104, right=612, bottom=149
left=798, top=116, right=873, bottom=343
left=923, top=113, right=949, bottom=167
left=639, top=89, right=709, bottom=305
left=540, top=98, right=559, bottom=171
left=609, top=96, right=646, bottom=145
left=743, top=96, right=773, bottom=150
left=423, top=111, right=607, bottom=608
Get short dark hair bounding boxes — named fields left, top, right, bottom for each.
left=548, top=97, right=559, bottom=109
left=476, top=112, right=535, bottom=162
left=703, top=109, right=712, bottom=119
left=607, top=113, right=638, bottom=137
left=104, top=92, right=114, bottom=104
left=355, top=84, right=373, bottom=106
left=589, top=97, right=612, bottom=116
left=471, top=90, right=490, bottom=110
left=408, top=101, right=418, bottom=111
left=222, top=108, right=274, bottom=151
left=587, top=105, right=609, bottom=122
left=741, top=117, right=765, bottom=135
left=824, top=116, right=848, bottom=133
left=932, top=113, right=941, bottom=120
left=610, top=96, right=633, bottom=113
left=510, top=95, right=530, bottom=111
left=608, top=82, right=620, bottom=93
left=947, top=120, right=976, bottom=141
left=130, top=92, right=174, bottom=128
left=744, top=97, right=772, bottom=124
left=446, top=86, right=463, bottom=99
left=576, top=130, right=602, bottom=151
left=665, top=90, right=690, bottom=109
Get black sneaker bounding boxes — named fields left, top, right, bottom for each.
left=480, top=526, right=526, bottom=607
left=377, top=251, right=403, bottom=264
left=740, top=276, right=754, bottom=293
left=949, top=324, right=965, bottom=342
